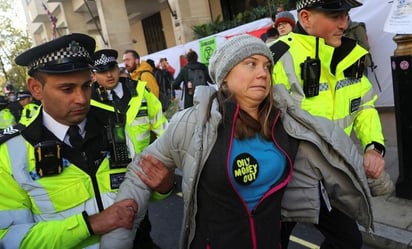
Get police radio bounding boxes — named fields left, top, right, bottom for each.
left=34, top=140, right=63, bottom=177
left=106, top=120, right=131, bottom=168
left=300, top=37, right=321, bottom=97
left=106, top=97, right=131, bottom=168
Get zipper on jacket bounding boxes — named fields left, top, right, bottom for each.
left=82, top=149, right=105, bottom=212
left=206, top=238, right=211, bottom=249
left=227, top=104, right=258, bottom=249
left=249, top=211, right=258, bottom=249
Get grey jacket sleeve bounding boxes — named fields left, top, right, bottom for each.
left=273, top=84, right=373, bottom=230
left=99, top=127, right=180, bottom=248
left=98, top=153, right=153, bottom=249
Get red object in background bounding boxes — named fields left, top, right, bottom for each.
left=179, top=54, right=188, bottom=68
left=225, top=25, right=272, bottom=40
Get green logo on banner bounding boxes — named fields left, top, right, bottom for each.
left=199, top=37, right=216, bottom=65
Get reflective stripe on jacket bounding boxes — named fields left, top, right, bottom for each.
left=19, top=103, right=40, bottom=126
left=272, top=32, right=384, bottom=149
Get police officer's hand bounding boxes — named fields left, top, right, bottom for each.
left=88, top=199, right=138, bottom=235
left=136, top=154, right=175, bottom=194
left=363, top=150, right=385, bottom=179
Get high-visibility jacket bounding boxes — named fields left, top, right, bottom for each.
left=90, top=79, right=168, bottom=158
left=272, top=32, right=384, bottom=149
left=19, top=103, right=40, bottom=126
left=0, top=109, right=124, bottom=249
left=0, top=108, right=16, bottom=129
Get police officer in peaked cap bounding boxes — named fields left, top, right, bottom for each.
left=0, top=33, right=139, bottom=248
left=16, top=90, right=32, bottom=101
left=0, top=94, right=15, bottom=130
left=271, top=0, right=391, bottom=249
left=93, top=49, right=119, bottom=73
left=91, top=48, right=172, bottom=249
left=15, top=33, right=95, bottom=76
left=8, top=90, right=34, bottom=122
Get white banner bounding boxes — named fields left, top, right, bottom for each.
left=351, top=0, right=396, bottom=107
left=141, top=18, right=273, bottom=77
left=384, top=0, right=412, bottom=34
left=143, top=1, right=398, bottom=106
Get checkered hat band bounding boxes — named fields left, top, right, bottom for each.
left=29, top=43, right=90, bottom=69
left=94, top=54, right=117, bottom=66
left=297, top=0, right=321, bottom=9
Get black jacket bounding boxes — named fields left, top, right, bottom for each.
left=190, top=100, right=299, bottom=249
left=172, top=61, right=213, bottom=108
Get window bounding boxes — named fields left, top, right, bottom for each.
left=142, top=12, right=167, bottom=54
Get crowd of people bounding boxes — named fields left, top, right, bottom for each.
left=0, top=0, right=395, bottom=248
left=0, top=87, right=39, bottom=129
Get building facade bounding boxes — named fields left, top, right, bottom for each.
left=20, top=0, right=219, bottom=56
left=21, top=0, right=272, bottom=57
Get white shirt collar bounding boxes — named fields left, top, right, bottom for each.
left=42, top=109, right=87, bottom=142
left=106, top=82, right=124, bottom=100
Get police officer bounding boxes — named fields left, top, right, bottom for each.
left=19, top=100, right=40, bottom=125
left=0, top=33, right=138, bottom=249
left=0, top=95, right=15, bottom=129
left=9, top=90, right=36, bottom=123
left=91, top=49, right=172, bottom=249
left=91, top=49, right=168, bottom=158
left=270, top=0, right=392, bottom=248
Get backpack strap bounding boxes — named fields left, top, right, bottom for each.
left=269, top=41, right=290, bottom=64
left=138, top=70, right=154, bottom=81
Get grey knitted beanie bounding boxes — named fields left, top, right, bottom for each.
left=274, top=11, right=296, bottom=28
left=208, top=34, right=274, bottom=87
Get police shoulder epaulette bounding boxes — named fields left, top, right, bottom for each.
left=0, top=124, right=25, bottom=145
left=269, top=40, right=290, bottom=64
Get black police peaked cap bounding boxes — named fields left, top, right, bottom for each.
left=292, top=0, right=362, bottom=11
left=92, top=49, right=118, bottom=72
left=15, top=33, right=96, bottom=76
left=16, top=91, right=32, bottom=101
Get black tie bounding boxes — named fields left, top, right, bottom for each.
left=111, top=90, right=119, bottom=102
left=68, top=125, right=83, bottom=148
left=111, top=90, right=124, bottom=122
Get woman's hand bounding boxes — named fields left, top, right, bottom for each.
left=136, top=154, right=175, bottom=193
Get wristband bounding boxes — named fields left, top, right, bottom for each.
left=159, top=180, right=177, bottom=195
left=365, top=142, right=385, bottom=157
left=150, top=181, right=176, bottom=201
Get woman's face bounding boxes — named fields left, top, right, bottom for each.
left=224, top=54, right=272, bottom=111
